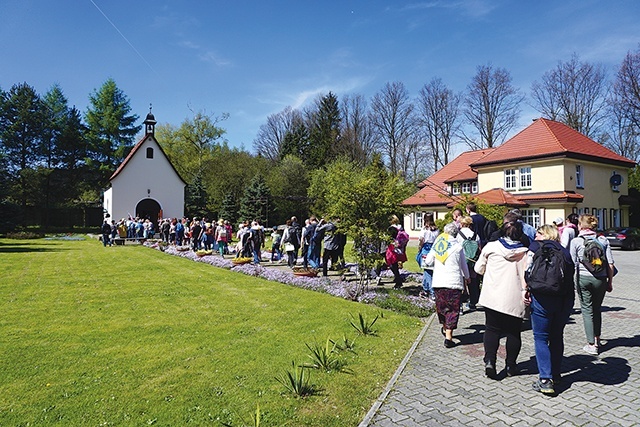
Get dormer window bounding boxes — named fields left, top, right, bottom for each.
left=472, top=182, right=478, bottom=193
left=146, top=147, right=154, bottom=159
left=461, top=182, right=471, bottom=194
left=452, top=183, right=460, bottom=195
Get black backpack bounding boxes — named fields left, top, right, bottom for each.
left=525, top=242, right=574, bottom=296
left=580, top=236, right=608, bottom=277
left=287, top=224, right=301, bottom=246
left=483, top=219, right=498, bottom=242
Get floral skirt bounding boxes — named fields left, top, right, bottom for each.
left=434, top=288, right=463, bottom=330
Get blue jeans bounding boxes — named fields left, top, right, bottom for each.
left=530, top=293, right=574, bottom=379
left=308, top=242, right=321, bottom=268
left=422, top=269, right=433, bottom=293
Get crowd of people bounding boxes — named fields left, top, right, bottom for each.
left=418, top=204, right=615, bottom=396
left=102, top=205, right=616, bottom=396
left=101, top=214, right=351, bottom=276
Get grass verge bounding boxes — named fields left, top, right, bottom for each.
left=0, top=237, right=424, bottom=426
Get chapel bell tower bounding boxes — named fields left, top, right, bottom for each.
left=144, top=104, right=157, bottom=136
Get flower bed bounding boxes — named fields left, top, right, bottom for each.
left=143, top=241, right=432, bottom=316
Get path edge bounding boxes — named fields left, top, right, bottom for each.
left=358, top=312, right=436, bottom=427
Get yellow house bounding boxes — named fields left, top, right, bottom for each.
left=403, top=118, right=636, bottom=238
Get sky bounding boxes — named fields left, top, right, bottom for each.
left=1, top=0, right=639, bottom=153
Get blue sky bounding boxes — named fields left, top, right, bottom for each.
left=1, top=1, right=639, bottom=152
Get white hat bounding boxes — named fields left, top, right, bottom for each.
left=554, top=217, right=564, bottom=225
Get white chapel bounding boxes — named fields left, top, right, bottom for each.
left=103, top=110, right=186, bottom=221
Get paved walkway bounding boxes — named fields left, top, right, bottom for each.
left=362, top=249, right=640, bottom=427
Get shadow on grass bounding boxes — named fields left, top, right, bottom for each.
left=0, top=241, right=67, bottom=253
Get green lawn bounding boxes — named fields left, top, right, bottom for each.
left=0, top=237, right=423, bottom=426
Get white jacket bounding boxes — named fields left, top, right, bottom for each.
left=475, top=238, right=528, bottom=318
left=425, top=237, right=469, bottom=290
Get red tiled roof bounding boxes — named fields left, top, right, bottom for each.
left=446, top=188, right=528, bottom=208
left=471, top=118, right=636, bottom=168
left=403, top=148, right=495, bottom=206
left=444, top=168, right=478, bottom=183
left=109, top=133, right=187, bottom=184
left=516, top=191, right=584, bottom=203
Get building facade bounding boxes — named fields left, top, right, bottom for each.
left=403, top=118, right=636, bottom=238
left=103, top=112, right=186, bottom=222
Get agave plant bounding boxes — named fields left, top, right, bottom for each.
left=349, top=312, right=379, bottom=336
left=275, top=362, right=315, bottom=397
left=303, top=338, right=352, bottom=373
left=330, top=334, right=357, bottom=353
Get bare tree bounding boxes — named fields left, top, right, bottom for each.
left=252, top=106, right=298, bottom=161
left=606, top=46, right=640, bottom=161
left=462, top=64, right=523, bottom=149
left=370, top=81, right=419, bottom=176
left=612, top=47, right=640, bottom=130
left=417, top=78, right=461, bottom=170
left=531, top=54, right=608, bottom=138
left=339, top=93, right=377, bottom=166
left=602, top=106, right=640, bottom=162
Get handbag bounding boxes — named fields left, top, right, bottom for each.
left=284, top=243, right=295, bottom=252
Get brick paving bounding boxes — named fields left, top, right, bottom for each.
left=362, top=249, right=640, bottom=427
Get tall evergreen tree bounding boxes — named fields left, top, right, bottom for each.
left=219, top=192, right=238, bottom=225
left=85, top=78, right=140, bottom=170
left=41, top=84, right=70, bottom=169
left=185, top=172, right=208, bottom=219
left=239, top=174, right=271, bottom=224
left=0, top=83, right=45, bottom=213
left=306, top=92, right=341, bottom=169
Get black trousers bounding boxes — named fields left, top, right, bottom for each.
left=322, top=249, right=338, bottom=276
left=483, top=307, right=523, bottom=366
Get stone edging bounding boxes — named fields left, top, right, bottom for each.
left=358, top=312, right=437, bottom=427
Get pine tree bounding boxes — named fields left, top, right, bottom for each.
left=307, top=92, right=341, bottom=169
left=185, top=172, right=208, bottom=219
left=0, top=83, right=45, bottom=214
left=239, top=174, right=271, bottom=224
left=219, top=192, right=238, bottom=225
left=85, top=78, right=141, bottom=170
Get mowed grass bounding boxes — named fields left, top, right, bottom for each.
left=0, top=238, right=424, bottom=426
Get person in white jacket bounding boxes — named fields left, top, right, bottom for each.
left=425, top=222, right=470, bottom=348
left=474, top=220, right=529, bottom=379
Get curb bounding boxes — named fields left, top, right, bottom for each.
left=358, top=312, right=437, bottom=427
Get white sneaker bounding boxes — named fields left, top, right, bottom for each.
left=583, top=344, right=598, bottom=355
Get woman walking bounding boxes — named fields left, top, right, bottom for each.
left=475, top=220, right=529, bottom=379
left=569, top=214, right=614, bottom=355
left=526, top=224, right=575, bottom=395
left=424, top=223, right=470, bottom=348
left=417, top=213, right=439, bottom=299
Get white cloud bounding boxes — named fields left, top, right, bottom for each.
left=199, top=51, right=232, bottom=67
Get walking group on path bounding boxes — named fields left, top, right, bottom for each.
left=365, top=205, right=639, bottom=426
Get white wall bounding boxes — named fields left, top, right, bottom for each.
left=108, top=136, right=184, bottom=220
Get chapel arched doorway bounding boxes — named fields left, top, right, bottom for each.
left=136, top=198, right=161, bottom=221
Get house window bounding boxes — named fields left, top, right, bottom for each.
left=519, top=167, right=532, bottom=189
left=146, top=147, right=154, bottom=159
left=575, top=164, right=583, bottom=188
left=472, top=182, right=478, bottom=193
left=452, top=183, right=460, bottom=195
left=414, top=212, right=423, bottom=230
left=520, top=208, right=540, bottom=228
left=461, top=182, right=471, bottom=194
left=505, top=169, right=517, bottom=190
left=612, top=209, right=620, bottom=227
